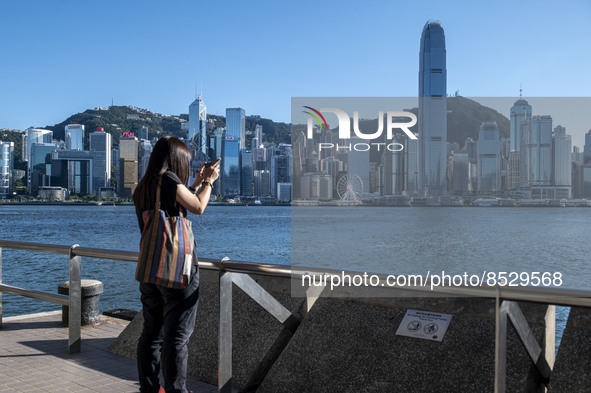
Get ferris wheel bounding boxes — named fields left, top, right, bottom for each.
left=337, top=174, right=364, bottom=201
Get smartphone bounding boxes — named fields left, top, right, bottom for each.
left=204, top=158, right=220, bottom=167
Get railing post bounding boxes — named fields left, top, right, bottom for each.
left=218, top=258, right=232, bottom=393
left=495, top=292, right=507, bottom=393
left=545, top=305, right=556, bottom=370
left=68, top=244, right=81, bottom=354
left=0, top=247, right=3, bottom=329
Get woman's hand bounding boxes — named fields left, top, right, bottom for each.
left=201, top=158, right=221, bottom=183
left=180, top=158, right=221, bottom=215
left=191, top=158, right=221, bottom=189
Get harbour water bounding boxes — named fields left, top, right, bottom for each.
left=0, top=204, right=584, bottom=351
left=0, top=205, right=290, bottom=316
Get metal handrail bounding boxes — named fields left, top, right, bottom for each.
left=0, top=241, right=82, bottom=354
left=1, top=240, right=591, bottom=393
left=0, top=240, right=590, bottom=307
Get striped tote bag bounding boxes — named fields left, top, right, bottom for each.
left=136, top=175, right=195, bottom=289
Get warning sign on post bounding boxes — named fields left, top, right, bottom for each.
left=395, top=310, right=453, bottom=342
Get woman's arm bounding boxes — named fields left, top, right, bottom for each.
left=176, top=158, right=220, bottom=215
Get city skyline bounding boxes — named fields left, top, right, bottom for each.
left=0, top=1, right=589, bottom=136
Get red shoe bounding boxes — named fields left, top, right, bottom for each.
left=158, top=387, right=166, bottom=393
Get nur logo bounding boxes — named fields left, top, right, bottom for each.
left=303, top=106, right=418, bottom=152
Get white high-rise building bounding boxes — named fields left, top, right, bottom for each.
left=255, top=124, right=263, bottom=144
left=0, top=141, right=14, bottom=198
left=25, top=128, right=53, bottom=189
left=65, top=124, right=84, bottom=150
left=25, top=128, right=52, bottom=162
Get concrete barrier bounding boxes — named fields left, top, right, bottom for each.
left=109, top=269, right=550, bottom=392
left=548, top=307, right=591, bottom=392
left=58, top=279, right=103, bottom=326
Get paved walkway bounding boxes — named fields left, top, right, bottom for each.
left=0, top=311, right=217, bottom=393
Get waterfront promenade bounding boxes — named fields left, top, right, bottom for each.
left=0, top=311, right=217, bottom=393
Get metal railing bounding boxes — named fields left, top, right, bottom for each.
left=1, top=240, right=591, bottom=393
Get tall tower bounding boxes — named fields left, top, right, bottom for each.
left=418, top=20, right=447, bottom=196
left=510, top=98, right=532, bottom=152
left=189, top=95, right=207, bottom=156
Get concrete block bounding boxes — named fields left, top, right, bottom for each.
left=548, top=307, right=591, bottom=392
left=109, top=270, right=549, bottom=392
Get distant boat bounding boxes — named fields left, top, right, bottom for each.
left=473, top=197, right=499, bottom=207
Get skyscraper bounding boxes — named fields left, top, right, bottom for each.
left=240, top=149, right=253, bottom=196
left=138, top=126, right=149, bottom=141
left=25, top=128, right=53, bottom=191
left=89, top=128, right=112, bottom=194
left=226, top=108, right=246, bottom=149
left=450, top=151, right=470, bottom=194
left=0, top=141, right=14, bottom=198
left=138, top=139, right=152, bottom=180
left=255, top=124, right=263, bottom=145
left=553, top=125, right=572, bottom=189
left=29, top=142, right=58, bottom=195
left=510, top=99, right=532, bottom=152
left=119, top=135, right=138, bottom=198
left=189, top=96, right=207, bottom=156
left=418, top=20, right=447, bottom=196
left=348, top=138, right=370, bottom=197
left=221, top=136, right=240, bottom=197
left=520, top=116, right=552, bottom=188
left=221, top=108, right=245, bottom=197
left=477, top=122, right=501, bottom=193
left=65, top=124, right=84, bottom=150
left=584, top=130, right=591, bottom=164
left=50, top=150, right=94, bottom=195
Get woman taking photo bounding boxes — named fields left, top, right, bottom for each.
left=133, top=136, right=220, bottom=393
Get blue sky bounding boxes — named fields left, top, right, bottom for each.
left=0, top=0, right=589, bottom=142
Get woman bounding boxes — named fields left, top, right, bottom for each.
left=133, top=136, right=220, bottom=393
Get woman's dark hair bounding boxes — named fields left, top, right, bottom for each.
left=133, top=136, right=191, bottom=210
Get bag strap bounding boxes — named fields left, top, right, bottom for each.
left=154, top=174, right=162, bottom=210
left=154, top=173, right=185, bottom=218
left=146, top=175, right=163, bottom=253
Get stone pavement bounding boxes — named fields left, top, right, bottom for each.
left=0, top=311, right=217, bottom=393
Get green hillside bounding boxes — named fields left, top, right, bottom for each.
left=14, top=97, right=509, bottom=154
left=43, top=106, right=187, bottom=149
left=406, top=96, right=510, bottom=145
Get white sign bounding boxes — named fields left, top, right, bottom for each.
left=395, top=309, right=453, bottom=342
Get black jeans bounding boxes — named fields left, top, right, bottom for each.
left=137, top=264, right=199, bottom=393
